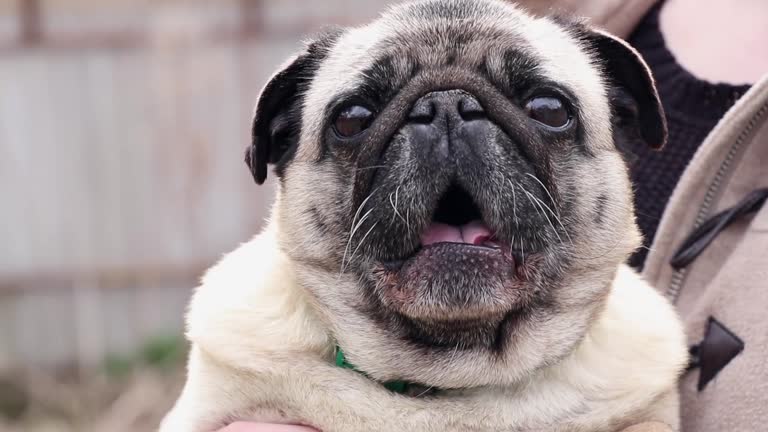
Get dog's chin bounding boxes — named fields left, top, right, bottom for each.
left=376, top=242, right=521, bottom=316
left=372, top=224, right=537, bottom=347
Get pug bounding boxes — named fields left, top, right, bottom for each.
left=160, top=0, right=688, bottom=431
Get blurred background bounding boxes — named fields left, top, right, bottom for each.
left=0, top=0, right=396, bottom=430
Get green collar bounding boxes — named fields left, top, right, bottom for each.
left=334, top=345, right=410, bottom=394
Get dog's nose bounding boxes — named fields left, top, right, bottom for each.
left=406, top=90, right=486, bottom=159
left=408, top=90, right=485, bottom=124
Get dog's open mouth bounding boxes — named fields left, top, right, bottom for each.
left=421, top=184, right=501, bottom=249
left=374, top=184, right=525, bottom=327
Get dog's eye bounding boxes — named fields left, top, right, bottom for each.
left=333, top=105, right=373, bottom=138
left=524, top=96, right=571, bottom=129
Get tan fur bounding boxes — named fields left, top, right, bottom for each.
left=161, top=220, right=686, bottom=431
left=274, top=1, right=646, bottom=389
left=161, top=1, right=687, bottom=430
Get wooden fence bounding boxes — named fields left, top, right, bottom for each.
left=0, top=0, right=393, bottom=370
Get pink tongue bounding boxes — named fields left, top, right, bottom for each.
left=420, top=220, right=493, bottom=246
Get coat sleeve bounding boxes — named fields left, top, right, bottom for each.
left=514, top=0, right=658, bottom=38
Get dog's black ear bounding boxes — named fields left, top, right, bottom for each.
left=246, top=30, right=341, bottom=184
left=582, top=28, right=667, bottom=150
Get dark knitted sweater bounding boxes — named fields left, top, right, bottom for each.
left=626, top=2, right=751, bottom=269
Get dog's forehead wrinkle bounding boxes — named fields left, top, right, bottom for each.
left=305, top=15, right=610, bottom=166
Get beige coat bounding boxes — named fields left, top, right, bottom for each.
left=644, top=75, right=768, bottom=431
left=521, top=1, right=768, bottom=430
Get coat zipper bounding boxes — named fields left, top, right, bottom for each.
left=666, top=101, right=768, bottom=303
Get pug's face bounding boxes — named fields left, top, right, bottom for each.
left=246, top=0, right=665, bottom=388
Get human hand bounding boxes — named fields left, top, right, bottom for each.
left=216, top=422, right=320, bottom=432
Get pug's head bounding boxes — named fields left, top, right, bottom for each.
left=246, top=0, right=665, bottom=388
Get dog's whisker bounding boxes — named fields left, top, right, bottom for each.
left=508, top=180, right=519, bottom=228
left=342, top=211, right=373, bottom=272
left=388, top=192, right=396, bottom=226
left=523, top=175, right=574, bottom=246
left=347, top=222, right=379, bottom=269
left=341, top=201, right=376, bottom=275
left=355, top=164, right=388, bottom=172
left=345, top=209, right=373, bottom=256
left=511, top=183, right=529, bottom=266
left=517, top=181, right=563, bottom=245
left=405, top=204, right=412, bottom=236
left=525, top=173, right=561, bottom=217
left=389, top=185, right=407, bottom=227
left=343, top=189, right=379, bottom=252
left=521, top=175, right=572, bottom=243
left=530, top=192, right=570, bottom=246
left=514, top=180, right=536, bottom=214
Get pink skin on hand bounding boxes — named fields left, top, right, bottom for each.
left=217, top=423, right=319, bottom=432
